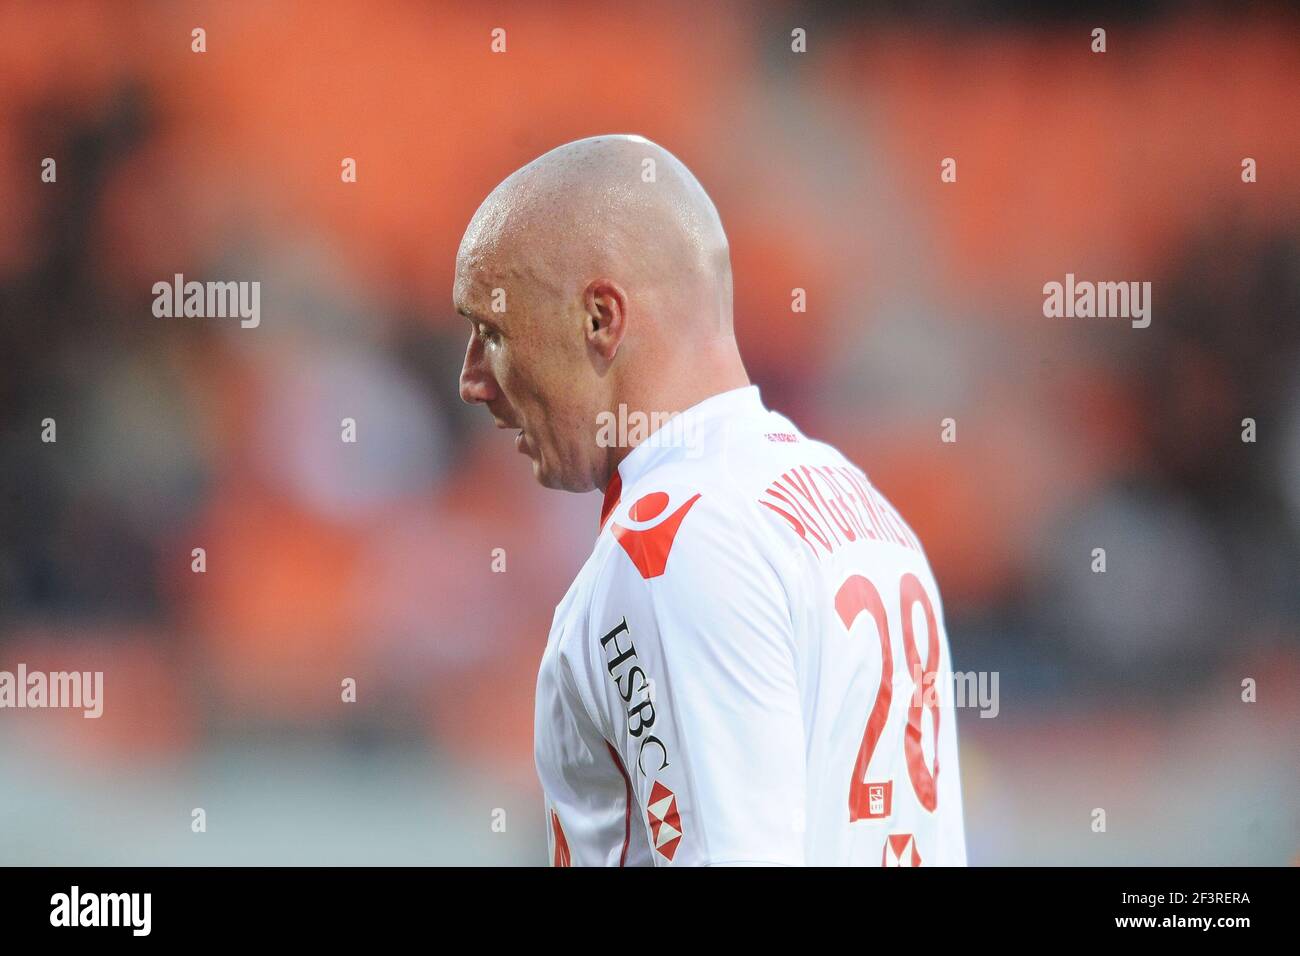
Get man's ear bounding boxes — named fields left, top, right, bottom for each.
left=582, top=279, right=628, bottom=363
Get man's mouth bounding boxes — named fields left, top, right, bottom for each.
left=492, top=418, right=529, bottom=456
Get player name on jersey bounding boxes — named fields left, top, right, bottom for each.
left=759, top=464, right=921, bottom=557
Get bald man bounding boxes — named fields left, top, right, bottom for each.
left=457, top=135, right=967, bottom=867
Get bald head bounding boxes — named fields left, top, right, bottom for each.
left=457, top=134, right=733, bottom=338
left=455, top=134, right=749, bottom=493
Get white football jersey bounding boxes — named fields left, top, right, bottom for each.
left=534, top=386, right=967, bottom=866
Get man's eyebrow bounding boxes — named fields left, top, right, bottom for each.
left=458, top=306, right=503, bottom=332
left=457, top=305, right=492, bottom=326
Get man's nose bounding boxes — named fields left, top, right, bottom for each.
left=459, top=334, right=499, bottom=405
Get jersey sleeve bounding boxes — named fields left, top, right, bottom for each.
left=577, top=486, right=807, bottom=866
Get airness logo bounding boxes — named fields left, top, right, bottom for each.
left=611, top=490, right=702, bottom=579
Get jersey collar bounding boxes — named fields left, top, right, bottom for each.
left=598, top=384, right=763, bottom=533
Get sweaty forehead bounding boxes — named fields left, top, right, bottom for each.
left=452, top=264, right=495, bottom=317
left=453, top=225, right=512, bottom=311
left=456, top=208, right=572, bottom=315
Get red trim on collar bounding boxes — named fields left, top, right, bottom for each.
left=599, top=469, right=623, bottom=534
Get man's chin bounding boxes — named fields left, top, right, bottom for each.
left=531, top=456, right=562, bottom=491
left=532, top=459, right=555, bottom=489
left=532, top=457, right=596, bottom=494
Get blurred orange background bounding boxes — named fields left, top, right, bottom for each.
left=1, top=0, right=1297, bottom=864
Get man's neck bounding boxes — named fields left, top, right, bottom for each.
left=600, top=349, right=751, bottom=486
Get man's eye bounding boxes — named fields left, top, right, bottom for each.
left=476, top=323, right=498, bottom=344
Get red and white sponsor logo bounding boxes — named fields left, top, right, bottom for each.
left=882, top=833, right=922, bottom=867
left=646, top=780, right=683, bottom=862
left=611, top=490, right=702, bottom=579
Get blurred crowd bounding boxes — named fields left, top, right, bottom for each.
left=1, top=1, right=1296, bottom=863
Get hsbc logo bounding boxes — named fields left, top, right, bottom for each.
left=600, top=616, right=685, bottom=860
left=599, top=617, right=670, bottom=778
left=646, top=781, right=683, bottom=861
left=882, top=833, right=922, bottom=867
